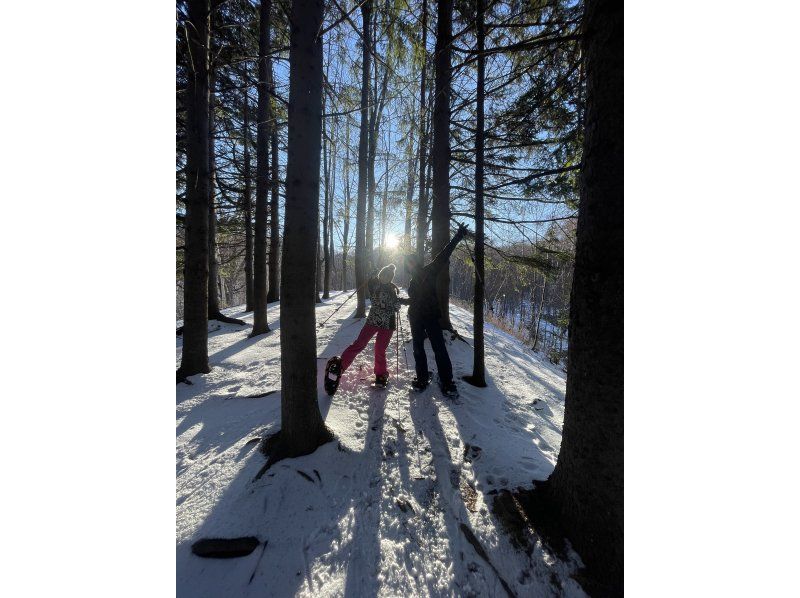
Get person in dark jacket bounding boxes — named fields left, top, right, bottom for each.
left=403, top=223, right=469, bottom=393
left=338, top=264, right=401, bottom=386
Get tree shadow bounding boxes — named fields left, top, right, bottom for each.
left=177, top=384, right=389, bottom=598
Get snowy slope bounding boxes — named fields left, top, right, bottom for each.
left=176, top=292, right=585, bottom=597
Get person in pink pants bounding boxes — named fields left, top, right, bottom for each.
left=338, top=264, right=407, bottom=387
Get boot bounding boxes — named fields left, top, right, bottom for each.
left=411, top=372, right=432, bottom=391
left=324, top=356, right=343, bottom=395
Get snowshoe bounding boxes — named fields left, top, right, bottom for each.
left=411, top=372, right=432, bottom=392
left=370, top=374, right=389, bottom=389
left=324, top=356, right=343, bottom=395
left=440, top=379, right=459, bottom=399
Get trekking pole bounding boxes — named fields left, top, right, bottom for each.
left=398, top=306, right=409, bottom=370
left=396, top=311, right=400, bottom=376
left=317, top=278, right=370, bottom=329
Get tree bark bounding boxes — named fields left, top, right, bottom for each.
left=243, top=93, right=254, bottom=311
left=545, top=0, right=623, bottom=593
left=328, top=122, right=337, bottom=290
left=208, top=78, right=246, bottom=327
left=322, top=106, right=331, bottom=298
left=251, top=0, right=272, bottom=336
left=354, top=0, right=372, bottom=317
left=178, top=0, right=211, bottom=381
left=465, top=0, right=487, bottom=388
left=403, top=116, right=416, bottom=284
left=415, top=0, right=428, bottom=260
left=431, top=0, right=453, bottom=329
left=315, top=232, right=323, bottom=302
left=532, top=276, right=546, bottom=351
left=267, top=106, right=281, bottom=302
left=267, top=0, right=333, bottom=465
left=207, top=65, right=222, bottom=316
left=379, top=133, right=389, bottom=266
left=341, top=121, right=352, bottom=291
left=367, top=51, right=389, bottom=272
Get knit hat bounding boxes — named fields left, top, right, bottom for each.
left=378, top=263, right=396, bottom=283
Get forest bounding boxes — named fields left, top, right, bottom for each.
left=176, top=0, right=622, bottom=594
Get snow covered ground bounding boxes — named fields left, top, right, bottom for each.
left=176, top=291, right=585, bottom=597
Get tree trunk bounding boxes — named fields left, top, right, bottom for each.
left=315, top=232, right=322, bottom=303
left=415, top=0, right=428, bottom=260
left=367, top=59, right=390, bottom=273
left=403, top=119, right=415, bottom=284
left=208, top=145, right=222, bottom=315
left=532, top=276, right=546, bottom=351
left=465, top=0, right=486, bottom=388
left=266, top=0, right=333, bottom=466
left=328, top=123, right=337, bottom=290
left=267, top=106, right=281, bottom=302
left=178, top=0, right=211, bottom=381
left=379, top=134, right=389, bottom=266
left=322, top=106, right=331, bottom=298
left=354, top=0, right=372, bottom=317
left=251, top=0, right=272, bottom=336
left=243, top=93, right=254, bottom=311
left=341, top=120, right=351, bottom=291
left=208, top=75, right=246, bottom=327
left=545, top=0, right=623, bottom=593
left=341, top=130, right=351, bottom=291
left=431, top=0, right=453, bottom=330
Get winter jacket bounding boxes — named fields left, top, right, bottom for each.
left=366, top=278, right=401, bottom=330
left=407, top=228, right=467, bottom=322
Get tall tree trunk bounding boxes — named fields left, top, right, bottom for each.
left=354, top=0, right=372, bottom=317
left=267, top=107, right=281, bottom=302
left=208, top=76, right=246, bottom=326
left=208, top=123, right=222, bottom=316
left=315, top=232, right=322, bottom=302
left=368, top=48, right=390, bottom=272
left=328, top=124, right=337, bottom=290
left=403, top=117, right=416, bottom=284
left=251, top=0, right=272, bottom=336
left=532, top=276, right=546, bottom=351
left=415, top=0, right=428, bottom=260
left=431, top=0, right=453, bottom=329
left=379, top=133, right=389, bottom=266
left=265, top=0, right=333, bottom=466
left=366, top=135, right=375, bottom=274
left=342, top=128, right=351, bottom=291
left=322, top=107, right=331, bottom=298
left=178, top=0, right=211, bottom=381
left=465, top=0, right=486, bottom=388
left=243, top=94, right=254, bottom=311
left=545, top=0, right=623, bottom=593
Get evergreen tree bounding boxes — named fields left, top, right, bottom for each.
left=251, top=0, right=273, bottom=336
left=543, top=0, right=623, bottom=592
left=264, top=0, right=333, bottom=465
left=177, top=0, right=211, bottom=381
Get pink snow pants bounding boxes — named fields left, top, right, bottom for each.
left=341, top=324, right=394, bottom=376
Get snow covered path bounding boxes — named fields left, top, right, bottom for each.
left=176, top=292, right=585, bottom=597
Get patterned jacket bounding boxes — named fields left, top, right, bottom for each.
left=366, top=278, right=401, bottom=330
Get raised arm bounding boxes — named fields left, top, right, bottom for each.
left=425, top=224, right=469, bottom=276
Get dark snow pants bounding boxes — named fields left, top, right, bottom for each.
left=409, top=315, right=453, bottom=385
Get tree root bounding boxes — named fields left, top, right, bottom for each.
left=253, top=427, right=335, bottom=481
left=462, top=374, right=487, bottom=388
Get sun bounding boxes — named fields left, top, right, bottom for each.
left=384, top=233, right=400, bottom=250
